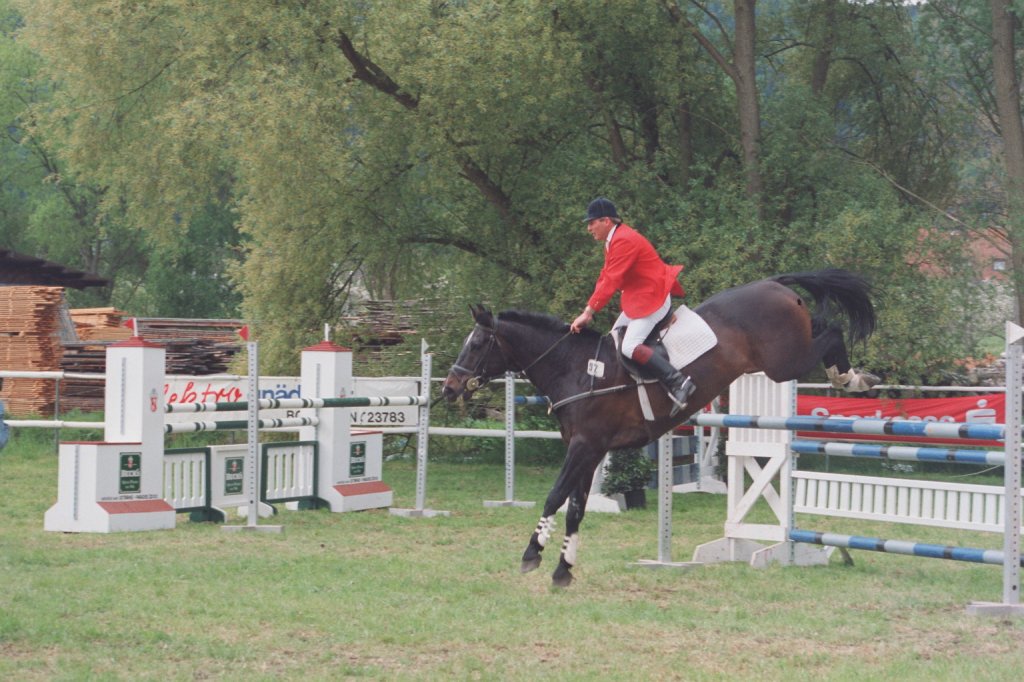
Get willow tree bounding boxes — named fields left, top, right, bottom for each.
left=17, top=0, right=989, bottom=379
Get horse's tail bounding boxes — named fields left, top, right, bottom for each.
left=771, top=269, right=876, bottom=344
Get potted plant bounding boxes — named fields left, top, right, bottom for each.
left=600, top=447, right=653, bottom=509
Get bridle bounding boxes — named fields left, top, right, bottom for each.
left=451, top=322, right=572, bottom=393
left=451, top=323, right=505, bottom=392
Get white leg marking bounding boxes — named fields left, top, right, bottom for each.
left=825, top=365, right=850, bottom=390
left=535, top=515, right=556, bottom=547
left=561, top=533, right=580, bottom=567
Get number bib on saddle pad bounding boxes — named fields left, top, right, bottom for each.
left=658, top=304, right=717, bottom=369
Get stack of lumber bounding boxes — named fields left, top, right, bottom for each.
left=70, top=307, right=132, bottom=341
left=0, top=295, right=244, bottom=415
left=0, top=286, right=69, bottom=416
left=58, top=317, right=244, bottom=412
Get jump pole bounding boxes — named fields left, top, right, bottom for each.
left=483, top=372, right=536, bottom=508
left=222, top=337, right=281, bottom=534
left=391, top=340, right=449, bottom=518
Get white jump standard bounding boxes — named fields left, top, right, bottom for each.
left=45, top=336, right=176, bottom=533
left=45, top=332, right=398, bottom=532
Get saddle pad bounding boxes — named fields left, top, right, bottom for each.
left=659, top=304, right=717, bottom=369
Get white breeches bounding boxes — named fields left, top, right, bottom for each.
left=613, top=294, right=672, bottom=359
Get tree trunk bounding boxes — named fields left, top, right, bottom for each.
left=733, top=0, right=764, bottom=207
left=990, top=0, right=1024, bottom=322
left=810, top=0, right=838, bottom=96
left=662, top=0, right=764, bottom=213
left=676, top=97, right=694, bottom=186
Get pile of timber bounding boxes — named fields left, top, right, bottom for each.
left=70, top=307, right=132, bottom=341
left=57, top=316, right=243, bottom=413
left=0, top=286, right=71, bottom=416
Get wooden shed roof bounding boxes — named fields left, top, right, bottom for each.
left=0, top=249, right=109, bottom=289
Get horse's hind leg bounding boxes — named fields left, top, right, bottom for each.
left=813, top=323, right=879, bottom=392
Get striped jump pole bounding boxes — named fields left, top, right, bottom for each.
left=789, top=529, right=1024, bottom=567
left=513, top=395, right=551, bottom=407
left=790, top=440, right=1006, bottom=466
left=692, top=412, right=1005, bottom=442
left=165, top=416, right=320, bottom=434
left=166, top=395, right=424, bottom=413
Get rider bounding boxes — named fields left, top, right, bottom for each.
left=570, top=197, right=695, bottom=411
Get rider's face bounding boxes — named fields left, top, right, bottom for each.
left=587, top=217, right=613, bottom=241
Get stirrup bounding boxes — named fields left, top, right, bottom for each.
left=667, top=377, right=696, bottom=416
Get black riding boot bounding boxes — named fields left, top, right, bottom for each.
left=636, top=349, right=696, bottom=414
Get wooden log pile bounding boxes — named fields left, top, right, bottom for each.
left=0, top=292, right=244, bottom=416
left=57, top=316, right=244, bottom=413
left=0, top=286, right=70, bottom=416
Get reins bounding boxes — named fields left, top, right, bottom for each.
left=461, top=322, right=642, bottom=413
left=519, top=330, right=573, bottom=375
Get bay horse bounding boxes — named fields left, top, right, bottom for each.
left=442, top=269, right=878, bottom=586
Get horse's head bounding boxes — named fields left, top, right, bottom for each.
left=442, top=304, right=512, bottom=401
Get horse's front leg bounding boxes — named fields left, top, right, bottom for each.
left=520, top=438, right=600, bottom=575
left=520, top=513, right=556, bottom=574
left=550, top=468, right=595, bottom=587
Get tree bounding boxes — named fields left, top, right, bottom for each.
left=989, top=0, right=1024, bottom=321
left=663, top=0, right=764, bottom=210
left=14, top=0, right=989, bottom=380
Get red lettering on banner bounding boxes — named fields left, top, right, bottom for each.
left=164, top=381, right=242, bottom=405
left=796, top=393, right=1005, bottom=446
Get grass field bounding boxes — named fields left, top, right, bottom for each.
left=2, top=429, right=1024, bottom=681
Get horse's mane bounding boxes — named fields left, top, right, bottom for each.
left=497, top=309, right=601, bottom=339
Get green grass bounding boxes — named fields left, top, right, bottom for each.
left=2, top=429, right=1024, bottom=681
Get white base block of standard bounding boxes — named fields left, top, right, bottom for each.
left=330, top=482, right=393, bottom=512
left=45, top=442, right=176, bottom=533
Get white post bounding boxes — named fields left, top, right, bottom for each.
left=968, top=321, right=1024, bottom=617
left=483, top=373, right=536, bottom=508
left=634, top=433, right=699, bottom=570
left=391, top=340, right=449, bottom=517
left=223, top=340, right=281, bottom=533
left=691, top=374, right=830, bottom=567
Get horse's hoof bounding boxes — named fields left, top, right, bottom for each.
left=521, top=556, right=542, bottom=573
left=551, top=568, right=573, bottom=588
left=846, top=369, right=881, bottom=392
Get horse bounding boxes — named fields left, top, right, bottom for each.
left=441, top=268, right=878, bottom=587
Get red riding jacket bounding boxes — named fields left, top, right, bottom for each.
left=586, top=224, right=684, bottom=318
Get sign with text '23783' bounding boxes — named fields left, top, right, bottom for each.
left=349, top=378, right=419, bottom=427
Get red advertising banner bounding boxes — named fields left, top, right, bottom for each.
left=796, top=393, right=1005, bottom=446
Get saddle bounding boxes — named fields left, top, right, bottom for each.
left=612, top=304, right=718, bottom=379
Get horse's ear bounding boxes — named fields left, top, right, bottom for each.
left=470, top=304, right=494, bottom=328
